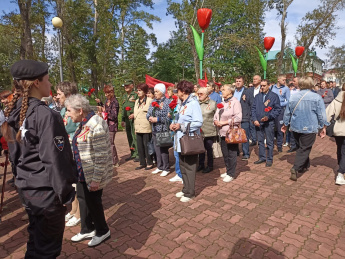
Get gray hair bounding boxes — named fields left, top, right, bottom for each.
left=65, top=94, right=92, bottom=113
left=41, top=96, right=52, bottom=105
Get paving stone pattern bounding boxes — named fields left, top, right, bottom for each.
left=1, top=132, right=345, bottom=258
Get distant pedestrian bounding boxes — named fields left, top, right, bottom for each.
left=317, top=80, right=334, bottom=108
left=282, top=77, right=328, bottom=181
left=251, top=80, right=281, bottom=167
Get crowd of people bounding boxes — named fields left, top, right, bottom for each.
left=1, top=59, right=344, bottom=258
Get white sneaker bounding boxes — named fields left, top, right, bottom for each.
left=71, top=230, right=96, bottom=242
left=88, top=230, right=111, bottom=247
left=221, top=173, right=227, bottom=178
left=65, top=212, right=73, bottom=222
left=152, top=168, right=162, bottom=174
left=335, top=173, right=345, bottom=185
left=160, top=170, right=170, bottom=177
left=169, top=175, right=183, bottom=182
left=180, top=196, right=191, bottom=202
left=176, top=192, right=184, bottom=198
left=66, top=216, right=81, bottom=227
left=283, top=142, right=289, bottom=147
left=223, top=175, right=234, bottom=183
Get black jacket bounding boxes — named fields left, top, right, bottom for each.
left=7, top=97, right=77, bottom=214
left=251, top=90, right=281, bottom=124
left=238, top=87, right=253, bottom=122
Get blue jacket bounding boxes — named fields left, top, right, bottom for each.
left=271, top=84, right=290, bottom=107
left=283, top=90, right=329, bottom=133
left=173, top=95, right=203, bottom=152
left=251, top=90, right=281, bottom=124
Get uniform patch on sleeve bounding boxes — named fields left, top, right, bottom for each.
left=54, top=136, right=65, bottom=151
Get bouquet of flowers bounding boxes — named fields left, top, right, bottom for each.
left=168, top=95, right=178, bottom=121
left=152, top=101, right=160, bottom=116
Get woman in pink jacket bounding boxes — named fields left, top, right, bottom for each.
left=214, top=84, right=242, bottom=183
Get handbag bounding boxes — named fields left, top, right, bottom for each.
left=155, top=120, right=173, bottom=147
left=148, top=137, right=155, bottom=155
left=180, top=123, right=205, bottom=155
left=326, top=114, right=340, bottom=137
left=212, top=136, right=223, bottom=158
left=225, top=120, right=248, bottom=144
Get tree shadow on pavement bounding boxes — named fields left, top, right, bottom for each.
left=230, top=238, right=285, bottom=258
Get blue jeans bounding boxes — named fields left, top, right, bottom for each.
left=174, top=150, right=182, bottom=178
left=257, top=121, right=275, bottom=162
left=241, top=121, right=250, bottom=157
left=250, top=121, right=257, bottom=143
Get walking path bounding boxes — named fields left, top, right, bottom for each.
left=1, top=132, right=345, bottom=258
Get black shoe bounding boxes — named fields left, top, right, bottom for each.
left=287, top=147, right=297, bottom=153
left=266, top=161, right=272, bottom=167
left=125, top=157, right=134, bottom=161
left=197, top=165, right=205, bottom=172
left=278, top=148, right=283, bottom=153
left=254, top=160, right=266, bottom=164
left=202, top=167, right=213, bottom=174
left=290, top=168, right=297, bottom=181
left=133, top=158, right=140, bottom=162
left=241, top=156, right=250, bottom=161
left=135, top=165, right=146, bottom=170
left=145, top=165, right=155, bottom=170
left=249, top=142, right=257, bottom=146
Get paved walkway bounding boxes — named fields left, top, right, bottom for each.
left=1, top=132, right=345, bottom=258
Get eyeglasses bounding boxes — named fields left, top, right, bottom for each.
left=197, top=93, right=206, bottom=96
left=260, top=85, right=267, bottom=87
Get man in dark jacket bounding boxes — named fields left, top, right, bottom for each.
left=251, top=79, right=281, bottom=167
left=234, top=76, right=253, bottom=160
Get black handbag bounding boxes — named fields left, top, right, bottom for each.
left=326, top=114, right=340, bottom=137
left=180, top=123, right=205, bottom=155
left=155, top=121, right=173, bottom=147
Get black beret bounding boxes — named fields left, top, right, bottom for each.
left=11, top=60, right=49, bottom=80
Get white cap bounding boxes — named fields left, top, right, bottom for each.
left=154, top=83, right=166, bottom=94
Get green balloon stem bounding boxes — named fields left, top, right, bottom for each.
left=296, top=58, right=299, bottom=76
left=200, top=60, right=203, bottom=79
left=264, top=51, right=268, bottom=79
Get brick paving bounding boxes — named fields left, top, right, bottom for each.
left=1, top=132, right=345, bottom=258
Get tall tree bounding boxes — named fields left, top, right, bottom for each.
left=327, top=45, right=345, bottom=86
left=296, top=0, right=345, bottom=75
left=18, top=0, right=34, bottom=59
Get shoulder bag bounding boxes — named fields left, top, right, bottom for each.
left=180, top=123, right=205, bottom=155
left=155, top=120, right=173, bottom=147
left=326, top=99, right=342, bottom=137
left=225, top=120, right=247, bottom=144
left=212, top=128, right=223, bottom=158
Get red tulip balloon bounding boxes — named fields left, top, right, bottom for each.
left=197, top=8, right=212, bottom=32
left=264, top=37, right=275, bottom=52
left=295, top=46, right=305, bottom=58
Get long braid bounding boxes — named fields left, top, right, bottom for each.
left=1, top=80, right=22, bottom=142
left=16, top=82, right=32, bottom=142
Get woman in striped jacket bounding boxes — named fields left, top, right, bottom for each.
left=65, top=94, right=113, bottom=247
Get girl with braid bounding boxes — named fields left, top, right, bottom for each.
left=1, top=60, right=77, bottom=258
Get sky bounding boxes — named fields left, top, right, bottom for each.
left=1, top=0, right=345, bottom=65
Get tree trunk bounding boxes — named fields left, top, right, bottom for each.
left=18, top=0, right=34, bottom=59
left=91, top=0, right=98, bottom=90
left=277, top=0, right=289, bottom=76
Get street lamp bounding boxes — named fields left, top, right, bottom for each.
left=52, top=17, right=63, bottom=82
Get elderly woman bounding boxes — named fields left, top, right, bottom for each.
left=214, top=84, right=242, bottom=183
left=170, top=80, right=203, bottom=202
left=56, top=82, right=81, bottom=227
left=131, top=83, right=154, bottom=170
left=282, top=77, right=329, bottom=181
left=96, top=85, right=120, bottom=167
left=197, top=87, right=218, bottom=173
left=65, top=94, right=112, bottom=247
left=326, top=83, right=345, bottom=185
left=147, top=83, right=171, bottom=176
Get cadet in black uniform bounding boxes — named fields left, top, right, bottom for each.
left=1, top=60, right=77, bottom=258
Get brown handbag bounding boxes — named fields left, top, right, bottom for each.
left=225, top=120, right=248, bottom=144
left=180, top=123, right=206, bottom=155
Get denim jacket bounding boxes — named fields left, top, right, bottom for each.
left=173, top=95, right=203, bottom=152
left=283, top=90, right=330, bottom=133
